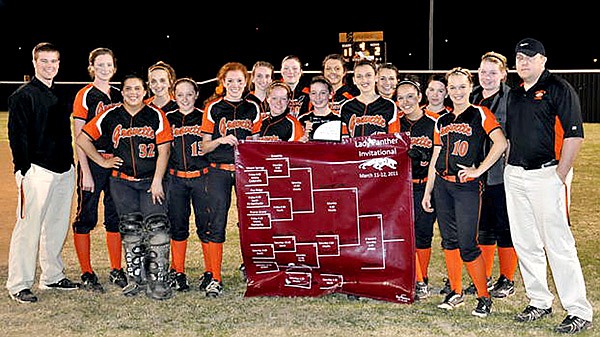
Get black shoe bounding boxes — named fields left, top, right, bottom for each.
left=81, top=272, right=105, bottom=293
left=205, top=279, right=223, bottom=297
left=109, top=268, right=128, bottom=288
left=490, top=275, right=515, bottom=298
left=347, top=294, right=361, bottom=301
left=437, top=290, right=465, bottom=310
left=415, top=281, right=430, bottom=300
left=439, top=278, right=451, bottom=295
left=199, top=272, right=213, bottom=291
left=10, top=289, right=38, bottom=303
left=471, top=296, right=493, bottom=318
left=464, top=277, right=493, bottom=295
left=515, top=305, right=552, bottom=322
left=40, top=278, right=80, bottom=290
left=555, top=315, right=592, bottom=334
left=239, top=263, right=248, bottom=282
left=170, top=271, right=190, bottom=292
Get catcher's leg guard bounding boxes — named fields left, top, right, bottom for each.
left=119, top=213, right=146, bottom=296
left=144, top=213, right=173, bottom=300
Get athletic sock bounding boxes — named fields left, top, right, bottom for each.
left=444, top=249, right=463, bottom=294
left=106, top=231, right=122, bottom=270
left=202, top=242, right=211, bottom=273
left=415, top=254, right=424, bottom=283
left=479, top=244, right=496, bottom=279
left=74, top=233, right=93, bottom=274
left=208, top=242, right=223, bottom=282
left=465, top=255, right=490, bottom=298
left=416, top=248, right=432, bottom=280
left=171, top=239, right=187, bottom=273
left=498, top=246, right=518, bottom=281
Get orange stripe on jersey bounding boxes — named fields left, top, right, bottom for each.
left=479, top=105, right=501, bottom=134
left=289, top=116, right=304, bottom=141
left=72, top=84, right=94, bottom=120
left=433, top=125, right=441, bottom=146
left=388, top=118, right=400, bottom=133
left=155, top=108, right=174, bottom=144
left=200, top=100, right=218, bottom=134
left=554, top=116, right=564, bottom=160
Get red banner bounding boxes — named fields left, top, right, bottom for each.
left=235, top=133, right=415, bottom=303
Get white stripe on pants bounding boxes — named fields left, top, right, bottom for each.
left=6, top=164, right=75, bottom=294
left=504, top=164, right=592, bottom=321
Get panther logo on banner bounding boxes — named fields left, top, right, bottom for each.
left=234, top=132, right=415, bottom=303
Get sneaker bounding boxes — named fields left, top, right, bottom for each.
left=81, top=272, right=105, bottom=293
left=437, top=290, right=465, bottom=310
left=490, top=275, right=515, bottom=298
left=515, top=305, right=553, bottom=322
left=239, top=263, right=248, bottom=282
left=415, top=281, right=430, bottom=300
left=170, top=272, right=190, bottom=292
left=440, top=278, right=451, bottom=295
left=198, top=271, right=213, bottom=291
left=122, top=283, right=143, bottom=297
left=464, top=277, right=493, bottom=295
left=9, top=289, right=38, bottom=303
left=109, top=268, right=128, bottom=288
left=347, top=294, right=361, bottom=301
left=471, top=296, right=493, bottom=317
left=205, top=279, right=223, bottom=297
left=555, top=315, right=592, bottom=334
left=39, top=278, right=80, bottom=290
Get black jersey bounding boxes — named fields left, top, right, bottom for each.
left=340, top=96, right=400, bottom=137
left=255, top=112, right=304, bottom=142
left=433, top=105, right=500, bottom=177
left=400, top=110, right=438, bottom=180
left=82, top=103, right=173, bottom=179
left=166, top=107, right=209, bottom=172
left=201, top=97, right=261, bottom=164
left=298, top=110, right=341, bottom=140
left=246, top=92, right=270, bottom=120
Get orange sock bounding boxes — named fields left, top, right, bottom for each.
left=465, top=255, right=490, bottom=298
left=498, top=247, right=518, bottom=281
left=106, top=231, right=122, bottom=270
left=416, top=248, right=432, bottom=280
left=479, top=244, right=496, bottom=279
left=74, top=233, right=92, bottom=274
left=171, top=239, right=187, bottom=273
left=208, top=242, right=223, bottom=282
left=415, top=254, right=424, bottom=282
left=443, top=249, right=463, bottom=294
left=202, top=242, right=211, bottom=273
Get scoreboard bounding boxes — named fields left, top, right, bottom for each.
left=339, top=31, right=386, bottom=64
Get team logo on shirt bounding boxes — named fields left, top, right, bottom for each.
left=534, top=90, right=546, bottom=100
left=173, top=125, right=203, bottom=137
left=439, top=123, right=473, bottom=137
left=112, top=124, right=155, bottom=147
left=218, top=117, right=253, bottom=137
left=348, top=114, right=387, bottom=137
left=411, top=135, right=433, bottom=149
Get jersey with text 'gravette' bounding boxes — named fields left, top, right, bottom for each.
left=331, top=83, right=360, bottom=113
left=255, top=112, right=304, bottom=142
left=82, top=103, right=173, bottom=179
left=73, top=83, right=122, bottom=152
left=506, top=69, right=584, bottom=168
left=166, top=107, right=209, bottom=172
left=340, top=96, right=400, bottom=137
left=201, top=97, right=261, bottom=164
left=433, top=104, right=500, bottom=177
left=400, top=110, right=439, bottom=180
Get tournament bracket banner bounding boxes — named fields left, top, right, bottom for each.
left=235, top=133, right=415, bottom=303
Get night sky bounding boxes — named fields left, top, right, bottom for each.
left=0, top=0, right=598, bottom=84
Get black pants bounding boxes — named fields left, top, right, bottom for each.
left=201, top=168, right=235, bottom=243
left=413, top=183, right=436, bottom=249
left=166, top=174, right=208, bottom=241
left=109, top=177, right=167, bottom=218
left=478, top=183, right=513, bottom=247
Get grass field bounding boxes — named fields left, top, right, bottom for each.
left=0, top=121, right=597, bottom=337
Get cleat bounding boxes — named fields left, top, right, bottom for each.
left=439, top=278, right=451, bottom=295
left=415, top=281, right=430, bottom=300
left=9, top=289, right=38, bottom=303
left=464, top=277, right=493, bottom=295
left=347, top=294, right=360, bottom=301
left=555, top=315, right=592, bottom=334
left=515, top=305, right=552, bottom=322
left=81, top=272, right=105, bottom=293
left=471, top=296, right=493, bottom=317
left=109, top=268, right=128, bottom=288
left=198, top=272, right=213, bottom=291
left=205, top=279, right=223, bottom=298
left=239, top=263, right=247, bottom=282
left=39, top=278, right=80, bottom=290
left=122, top=283, right=143, bottom=297
left=170, top=271, right=190, bottom=292
left=490, top=275, right=515, bottom=298
left=437, top=290, right=465, bottom=310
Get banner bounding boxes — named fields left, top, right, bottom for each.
left=235, top=133, right=415, bottom=303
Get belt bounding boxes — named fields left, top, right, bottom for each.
left=169, top=167, right=209, bottom=178
left=437, top=173, right=475, bottom=183
left=210, top=162, right=236, bottom=172
left=412, top=177, right=428, bottom=184
left=523, top=159, right=559, bottom=170
left=100, top=153, right=114, bottom=159
left=111, top=171, right=142, bottom=182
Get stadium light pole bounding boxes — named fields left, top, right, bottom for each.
left=428, top=0, right=434, bottom=70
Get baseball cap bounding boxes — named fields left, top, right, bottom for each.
left=515, top=38, right=546, bottom=57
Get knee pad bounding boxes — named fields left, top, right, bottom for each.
left=145, top=214, right=170, bottom=246
left=119, top=213, right=144, bottom=239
